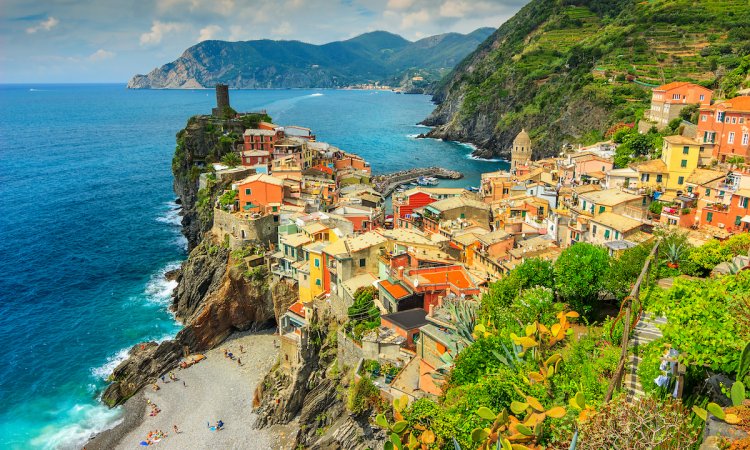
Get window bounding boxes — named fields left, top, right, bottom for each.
left=717, top=111, right=725, bottom=122
left=687, top=186, right=693, bottom=193
left=741, top=118, right=746, bottom=124
left=359, top=258, right=366, bottom=267
left=703, top=131, right=716, bottom=143
left=678, top=176, right=684, bottom=185
left=305, top=252, right=309, bottom=261
left=615, top=231, right=620, bottom=239
left=245, top=188, right=251, bottom=195
left=604, top=229, right=610, bottom=239
left=702, top=115, right=707, bottom=122
left=743, top=134, right=749, bottom=146
left=706, top=188, right=711, bottom=196
left=641, top=173, right=650, bottom=182
left=683, top=146, right=689, bottom=155
left=592, top=225, right=598, bottom=235
left=315, top=279, right=321, bottom=286
left=700, top=146, right=705, bottom=153
left=460, top=213, right=465, bottom=219
left=672, top=93, right=680, bottom=100
left=314, top=258, right=320, bottom=268
left=741, top=197, right=750, bottom=209
left=598, top=206, right=605, bottom=214
left=656, top=174, right=663, bottom=183
left=681, top=159, right=688, bottom=168
left=707, top=212, right=713, bottom=223
left=736, top=216, right=743, bottom=226
left=729, top=132, right=735, bottom=144
left=700, top=94, right=705, bottom=101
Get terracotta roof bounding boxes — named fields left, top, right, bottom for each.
left=380, top=279, right=411, bottom=300
left=589, top=212, right=642, bottom=233
left=663, top=135, right=700, bottom=145
left=708, top=96, right=750, bottom=113
left=417, top=266, right=475, bottom=289
left=237, top=173, right=285, bottom=186
left=478, top=230, right=512, bottom=245
left=288, top=301, right=306, bottom=318
left=653, top=81, right=692, bottom=92
left=580, top=188, right=641, bottom=206
left=686, top=169, right=726, bottom=186
left=632, top=159, right=668, bottom=174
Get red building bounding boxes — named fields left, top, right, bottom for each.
left=241, top=150, right=271, bottom=167
left=393, top=190, right=437, bottom=225
left=699, top=174, right=750, bottom=232
left=244, top=128, right=282, bottom=153
left=697, top=96, right=750, bottom=162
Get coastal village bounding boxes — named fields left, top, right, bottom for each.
left=196, top=81, right=750, bottom=407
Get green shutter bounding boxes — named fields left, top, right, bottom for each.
left=604, top=229, right=610, bottom=239
left=598, top=206, right=605, bottom=214
left=707, top=212, right=713, bottom=222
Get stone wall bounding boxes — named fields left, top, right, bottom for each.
left=337, top=330, right=364, bottom=371
left=212, top=209, right=279, bottom=249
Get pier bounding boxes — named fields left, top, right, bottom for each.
left=373, top=166, right=463, bottom=197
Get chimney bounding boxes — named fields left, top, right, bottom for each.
left=437, top=295, right=444, bottom=308
left=428, top=304, right=434, bottom=317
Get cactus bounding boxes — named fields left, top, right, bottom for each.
left=375, top=395, right=436, bottom=450
left=441, top=298, right=479, bottom=343
left=693, top=382, right=745, bottom=425
left=470, top=397, right=567, bottom=450
left=738, top=341, right=750, bottom=382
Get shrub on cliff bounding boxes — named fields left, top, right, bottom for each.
left=346, top=376, right=380, bottom=415
left=554, top=243, right=610, bottom=317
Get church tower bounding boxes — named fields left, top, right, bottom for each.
left=511, top=128, right=532, bottom=172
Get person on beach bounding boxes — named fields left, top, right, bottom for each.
left=237, top=357, right=242, bottom=366
left=183, top=380, right=186, bottom=387
left=223, top=348, right=228, bottom=358
left=217, top=420, right=224, bottom=430
left=239, top=344, right=244, bottom=353
left=173, top=425, right=179, bottom=434
left=160, top=375, right=165, bottom=383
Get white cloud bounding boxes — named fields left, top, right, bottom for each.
left=386, top=0, right=413, bottom=10
left=26, top=17, right=59, bottom=34
left=439, top=0, right=470, bottom=18
left=198, top=25, right=222, bottom=41
left=88, top=49, right=115, bottom=61
left=140, top=21, right=183, bottom=46
left=400, top=9, right=430, bottom=29
left=272, top=21, right=292, bottom=36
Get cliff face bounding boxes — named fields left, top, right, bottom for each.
left=127, top=29, right=494, bottom=90
left=101, top=117, right=279, bottom=407
left=425, top=0, right=750, bottom=159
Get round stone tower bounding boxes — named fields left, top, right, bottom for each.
left=511, top=128, right=532, bottom=172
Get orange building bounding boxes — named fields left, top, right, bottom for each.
left=236, top=173, right=284, bottom=214
left=697, top=96, right=750, bottom=162
left=647, top=82, right=713, bottom=128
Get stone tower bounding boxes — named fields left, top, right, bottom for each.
left=212, top=84, right=230, bottom=117
left=511, top=128, right=532, bottom=172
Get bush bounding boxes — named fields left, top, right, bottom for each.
left=649, top=273, right=749, bottom=373
left=684, top=240, right=731, bottom=276
left=578, top=396, right=701, bottom=449
left=346, top=376, right=380, bottom=415
left=554, top=243, right=611, bottom=317
left=449, top=335, right=517, bottom=386
left=553, top=332, right=621, bottom=406
left=637, top=339, right=673, bottom=397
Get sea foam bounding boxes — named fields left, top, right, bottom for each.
left=31, top=404, right=123, bottom=450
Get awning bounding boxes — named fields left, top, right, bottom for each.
left=243, top=203, right=257, bottom=211
left=741, top=215, right=750, bottom=224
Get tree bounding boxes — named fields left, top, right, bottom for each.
left=514, top=258, right=554, bottom=290
left=554, top=243, right=610, bottom=316
left=684, top=239, right=731, bottom=277
left=604, top=242, right=654, bottom=301
left=221, top=151, right=241, bottom=167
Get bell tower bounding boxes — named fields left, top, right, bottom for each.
left=511, top=128, right=532, bottom=172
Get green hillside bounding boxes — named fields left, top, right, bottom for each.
left=425, top=0, right=750, bottom=158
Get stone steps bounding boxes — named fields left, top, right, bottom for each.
left=623, top=313, right=666, bottom=401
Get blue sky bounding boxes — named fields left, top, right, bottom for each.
left=0, top=0, right=528, bottom=83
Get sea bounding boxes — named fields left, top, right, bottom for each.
left=0, top=84, right=508, bottom=449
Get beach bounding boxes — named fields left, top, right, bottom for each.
left=87, top=330, right=296, bottom=450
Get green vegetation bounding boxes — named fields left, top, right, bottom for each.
left=240, top=113, right=273, bottom=130
left=554, top=243, right=610, bottom=317
left=435, top=0, right=750, bottom=157
left=346, top=376, right=381, bottom=415
left=218, top=189, right=237, bottom=208
left=344, top=286, right=380, bottom=342
left=220, top=152, right=241, bottom=168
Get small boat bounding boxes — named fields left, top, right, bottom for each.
left=424, top=177, right=439, bottom=185
left=409, top=181, right=419, bottom=186
left=467, top=186, right=479, bottom=192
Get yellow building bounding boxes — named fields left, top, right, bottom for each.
left=298, top=221, right=340, bottom=302
left=633, top=135, right=701, bottom=193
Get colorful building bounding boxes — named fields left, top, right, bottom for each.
left=697, top=96, right=750, bottom=162
left=236, top=173, right=284, bottom=214
left=646, top=82, right=713, bottom=129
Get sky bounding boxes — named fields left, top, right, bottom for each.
left=0, top=0, right=528, bottom=83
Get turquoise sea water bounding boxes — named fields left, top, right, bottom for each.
left=0, top=84, right=507, bottom=449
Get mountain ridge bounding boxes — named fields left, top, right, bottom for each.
left=128, top=28, right=495, bottom=90
left=423, top=0, right=750, bottom=159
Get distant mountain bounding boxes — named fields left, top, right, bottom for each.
left=127, top=28, right=495, bottom=90
left=424, top=0, right=750, bottom=159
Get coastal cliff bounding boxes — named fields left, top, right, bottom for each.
left=102, top=116, right=284, bottom=407
left=423, top=0, right=750, bottom=159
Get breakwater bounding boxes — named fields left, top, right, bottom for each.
left=373, top=166, right=463, bottom=197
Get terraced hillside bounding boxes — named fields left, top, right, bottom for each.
left=424, top=0, right=750, bottom=159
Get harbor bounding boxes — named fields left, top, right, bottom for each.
left=372, top=166, right=463, bottom=197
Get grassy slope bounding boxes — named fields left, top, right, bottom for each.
left=429, top=0, right=750, bottom=158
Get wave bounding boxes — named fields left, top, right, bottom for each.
left=309, top=93, right=324, bottom=97
left=414, top=124, right=432, bottom=128
left=31, top=404, right=123, bottom=450
left=406, top=134, right=420, bottom=139
left=91, top=347, right=130, bottom=381
left=156, top=202, right=182, bottom=227
left=144, top=261, right=181, bottom=307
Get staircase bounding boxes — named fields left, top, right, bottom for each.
left=623, top=313, right=666, bottom=400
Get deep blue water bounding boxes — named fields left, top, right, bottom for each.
left=0, top=84, right=506, bottom=449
